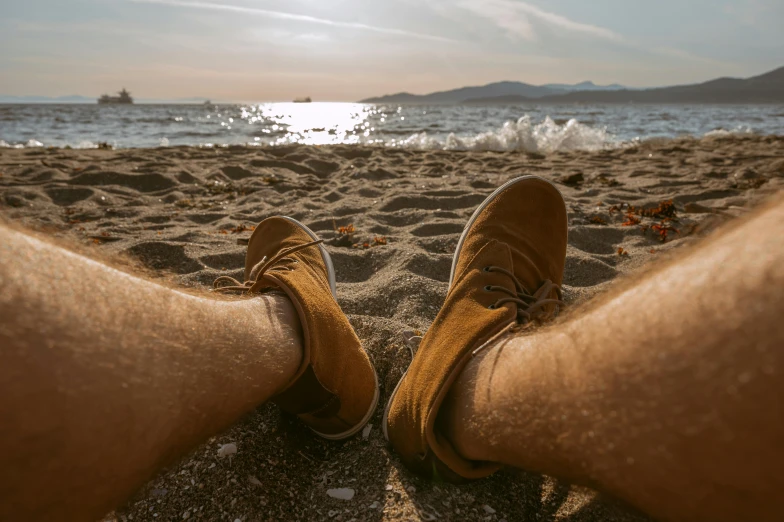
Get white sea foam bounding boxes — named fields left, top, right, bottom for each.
left=703, top=125, right=754, bottom=138
left=393, top=116, right=617, bottom=152
left=0, top=139, right=100, bottom=149
left=0, top=139, right=44, bottom=148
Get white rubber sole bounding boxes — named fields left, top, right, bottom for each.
left=314, top=370, right=380, bottom=440
left=280, top=216, right=380, bottom=441
left=382, top=175, right=564, bottom=442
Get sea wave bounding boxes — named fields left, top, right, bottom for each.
left=703, top=126, right=754, bottom=138
left=0, top=119, right=764, bottom=151
left=0, top=139, right=44, bottom=148
left=391, top=116, right=617, bottom=152
left=0, top=139, right=99, bottom=149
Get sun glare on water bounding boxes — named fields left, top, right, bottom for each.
left=241, top=102, right=380, bottom=145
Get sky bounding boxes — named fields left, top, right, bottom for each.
left=1, top=0, right=783, bottom=101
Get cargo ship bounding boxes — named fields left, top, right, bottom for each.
left=98, top=88, right=134, bottom=104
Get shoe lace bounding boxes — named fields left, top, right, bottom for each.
left=483, top=266, right=564, bottom=325
left=212, top=239, right=323, bottom=293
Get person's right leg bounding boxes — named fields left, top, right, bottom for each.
left=0, top=215, right=379, bottom=521
left=0, top=223, right=303, bottom=521
left=441, top=195, right=784, bottom=522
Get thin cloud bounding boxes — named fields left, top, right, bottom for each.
left=458, top=0, right=623, bottom=42
left=129, top=0, right=457, bottom=43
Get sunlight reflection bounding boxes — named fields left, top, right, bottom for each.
left=240, top=102, right=382, bottom=145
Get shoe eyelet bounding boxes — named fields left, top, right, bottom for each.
left=483, top=266, right=491, bottom=272
left=484, top=285, right=492, bottom=292
left=488, top=304, right=497, bottom=310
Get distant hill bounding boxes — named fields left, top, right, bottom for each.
left=360, top=66, right=784, bottom=105
left=533, top=66, right=784, bottom=104
left=359, top=81, right=567, bottom=104
left=542, top=81, right=627, bottom=92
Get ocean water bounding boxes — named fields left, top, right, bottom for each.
left=0, top=102, right=782, bottom=152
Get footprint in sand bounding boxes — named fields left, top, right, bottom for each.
left=199, top=251, right=246, bottom=270
left=68, top=171, right=178, bottom=193
left=564, top=255, right=618, bottom=287
left=379, top=194, right=485, bottom=212
left=45, top=187, right=94, bottom=206
left=409, top=222, right=464, bottom=237
left=125, top=242, right=203, bottom=274
left=568, top=226, right=626, bottom=255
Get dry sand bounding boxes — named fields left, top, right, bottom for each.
left=1, top=135, right=783, bottom=522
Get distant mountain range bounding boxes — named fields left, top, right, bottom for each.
left=359, top=80, right=628, bottom=104
left=541, top=81, right=627, bottom=92
left=5, top=65, right=783, bottom=105
left=0, top=95, right=212, bottom=104
left=360, top=66, right=784, bottom=104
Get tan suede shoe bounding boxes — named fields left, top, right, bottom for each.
left=383, top=176, right=567, bottom=480
left=215, top=216, right=379, bottom=440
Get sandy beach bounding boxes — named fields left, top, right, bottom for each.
left=1, top=135, right=783, bottom=522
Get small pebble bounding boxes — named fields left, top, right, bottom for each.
left=217, top=443, right=237, bottom=458
left=484, top=504, right=496, bottom=514
left=327, top=488, right=355, bottom=500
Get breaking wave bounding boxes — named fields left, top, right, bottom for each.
left=0, top=139, right=44, bottom=148
left=0, top=117, right=765, bottom=151
left=0, top=139, right=104, bottom=149
left=703, top=125, right=754, bottom=138
left=392, top=116, right=618, bottom=152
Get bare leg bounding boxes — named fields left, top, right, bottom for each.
left=0, top=225, right=303, bottom=521
left=441, top=196, right=784, bottom=522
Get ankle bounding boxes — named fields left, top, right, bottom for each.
left=251, top=292, right=304, bottom=389
left=437, top=342, right=505, bottom=463
left=437, top=332, right=574, bottom=474
left=208, top=291, right=304, bottom=397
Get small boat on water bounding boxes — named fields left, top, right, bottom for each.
left=293, top=96, right=312, bottom=103
left=98, top=88, right=133, bottom=105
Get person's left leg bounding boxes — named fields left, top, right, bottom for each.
left=0, top=216, right=378, bottom=521
left=439, top=193, right=784, bottom=522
